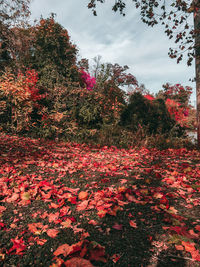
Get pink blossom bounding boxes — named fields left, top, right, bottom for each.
left=80, top=70, right=96, bottom=91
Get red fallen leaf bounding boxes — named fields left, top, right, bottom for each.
left=8, top=237, right=26, bottom=255
left=6, top=193, right=19, bottom=203
left=120, top=179, right=127, bottom=184
left=175, top=245, right=184, bottom=251
left=97, top=210, right=107, bottom=218
left=188, top=229, right=199, bottom=239
left=108, top=206, right=123, bottom=216
left=182, top=241, right=196, bottom=253
left=28, top=222, right=48, bottom=235
left=111, top=254, right=121, bottom=263
left=112, top=223, right=123, bottom=230
left=118, top=186, right=126, bottom=193
left=148, top=236, right=153, bottom=242
left=49, top=202, right=59, bottom=209
left=76, top=200, right=89, bottom=211
left=168, top=206, right=178, bottom=214
left=68, top=196, right=77, bottom=204
left=155, top=172, right=162, bottom=178
left=195, top=225, right=200, bottom=232
left=79, top=242, right=88, bottom=258
left=0, top=206, right=6, bottom=213
left=60, top=206, right=70, bottom=216
left=28, top=223, right=40, bottom=234
left=41, top=191, right=52, bottom=199
left=48, top=212, right=59, bottom=223
left=35, top=238, right=47, bottom=245
left=125, top=193, right=139, bottom=203
left=65, top=257, right=94, bottom=267
left=46, top=229, right=59, bottom=238
left=191, top=250, right=200, bottom=261
left=61, top=218, right=72, bottom=228
left=88, top=220, right=98, bottom=226
left=78, top=191, right=88, bottom=200
left=70, top=241, right=83, bottom=254
left=153, top=192, right=163, bottom=199
left=144, top=168, right=153, bottom=174
left=80, top=232, right=90, bottom=240
left=129, top=220, right=137, bottom=228
left=0, top=222, right=5, bottom=228
left=53, top=244, right=72, bottom=257
left=69, top=216, right=76, bottom=222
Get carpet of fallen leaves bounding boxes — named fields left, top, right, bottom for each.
left=0, top=133, right=200, bottom=267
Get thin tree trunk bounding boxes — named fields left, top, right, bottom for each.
left=194, top=0, right=200, bottom=147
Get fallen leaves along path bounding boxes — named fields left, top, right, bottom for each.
left=0, top=133, right=200, bottom=266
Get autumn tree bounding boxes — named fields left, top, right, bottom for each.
left=87, top=0, right=200, bottom=146
left=90, top=57, right=139, bottom=123
left=157, top=83, right=193, bottom=107
left=0, top=0, right=31, bottom=72
left=21, top=15, right=79, bottom=89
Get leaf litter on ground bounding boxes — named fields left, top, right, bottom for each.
left=0, top=133, right=200, bottom=266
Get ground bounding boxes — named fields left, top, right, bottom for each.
left=0, top=133, right=200, bottom=266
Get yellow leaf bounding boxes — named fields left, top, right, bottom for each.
left=21, top=192, right=30, bottom=201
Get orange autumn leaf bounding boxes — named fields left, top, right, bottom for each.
left=0, top=206, right=6, bottom=213
left=61, top=218, right=72, bottom=228
left=88, top=220, right=98, bottom=226
left=76, top=200, right=89, bottom=211
left=175, top=245, right=184, bottom=251
left=97, top=210, right=107, bottom=218
left=49, top=202, right=60, bottom=209
left=28, top=222, right=48, bottom=235
left=191, top=250, right=200, bottom=261
left=36, top=238, right=47, bottom=245
left=53, top=244, right=72, bottom=257
left=28, top=223, right=38, bottom=234
left=182, top=241, right=196, bottom=252
left=78, top=191, right=88, bottom=200
left=6, top=193, right=19, bottom=203
left=46, top=229, right=59, bottom=238
left=129, top=220, right=137, bottom=228
left=48, top=212, right=59, bottom=223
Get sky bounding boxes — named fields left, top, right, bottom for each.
left=30, top=0, right=196, bottom=105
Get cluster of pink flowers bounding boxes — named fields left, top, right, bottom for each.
left=80, top=70, right=96, bottom=91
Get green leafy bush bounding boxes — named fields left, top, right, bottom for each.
left=120, top=92, right=179, bottom=135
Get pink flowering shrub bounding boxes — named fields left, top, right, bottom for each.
left=80, top=70, right=96, bottom=91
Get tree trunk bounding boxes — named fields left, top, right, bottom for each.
left=194, top=0, right=200, bottom=147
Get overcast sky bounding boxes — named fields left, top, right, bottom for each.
left=30, top=0, right=196, bottom=105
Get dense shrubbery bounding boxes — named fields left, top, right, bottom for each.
left=0, top=15, right=195, bottom=149
left=120, top=92, right=177, bottom=135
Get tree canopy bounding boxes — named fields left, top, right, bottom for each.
left=87, top=0, right=199, bottom=66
